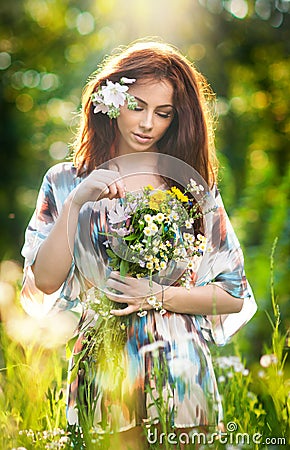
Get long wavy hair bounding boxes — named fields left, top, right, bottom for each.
left=72, top=40, right=218, bottom=187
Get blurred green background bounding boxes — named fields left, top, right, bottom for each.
left=0, top=0, right=289, bottom=360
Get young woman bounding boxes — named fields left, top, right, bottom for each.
left=21, top=41, right=257, bottom=449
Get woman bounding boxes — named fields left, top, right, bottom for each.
left=21, top=40, right=257, bottom=449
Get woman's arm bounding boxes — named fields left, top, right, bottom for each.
left=163, top=283, right=243, bottom=314
left=32, top=169, right=125, bottom=294
left=104, top=272, right=243, bottom=316
left=32, top=194, right=81, bottom=294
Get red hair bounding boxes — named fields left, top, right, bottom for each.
left=72, top=40, right=218, bottom=187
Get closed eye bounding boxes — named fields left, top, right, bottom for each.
left=156, top=111, right=173, bottom=119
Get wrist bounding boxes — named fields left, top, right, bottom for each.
left=65, top=191, right=82, bottom=212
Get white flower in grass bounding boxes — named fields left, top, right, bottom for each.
left=198, top=242, right=206, bottom=252
left=170, top=212, right=179, bottom=221
left=189, top=178, right=205, bottom=194
left=67, top=407, right=78, bottom=425
left=146, top=261, right=154, bottom=270
left=187, top=260, right=195, bottom=270
left=197, top=233, right=206, bottom=242
left=144, top=214, right=153, bottom=223
left=185, top=220, right=192, bottom=229
left=144, top=226, right=153, bottom=236
left=149, top=223, right=158, bottom=234
left=260, top=353, right=278, bottom=368
left=160, top=261, right=167, bottom=270
left=154, top=212, right=165, bottom=222
left=187, top=234, right=195, bottom=244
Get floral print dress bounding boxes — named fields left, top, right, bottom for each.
left=20, top=162, right=257, bottom=432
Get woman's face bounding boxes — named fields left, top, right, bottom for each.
left=116, top=78, right=174, bottom=156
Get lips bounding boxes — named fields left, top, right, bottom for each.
left=133, top=133, right=153, bottom=144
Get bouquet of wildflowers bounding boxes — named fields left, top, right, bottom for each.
left=102, top=182, right=209, bottom=315
left=69, top=180, right=213, bottom=383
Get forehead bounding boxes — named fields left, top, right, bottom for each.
left=129, top=78, right=174, bottom=106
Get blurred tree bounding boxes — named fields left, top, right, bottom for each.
left=0, top=0, right=289, bottom=358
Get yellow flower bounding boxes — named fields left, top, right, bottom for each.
left=170, top=186, right=189, bottom=203
left=149, top=190, right=167, bottom=210
left=146, top=184, right=154, bottom=190
left=146, top=261, right=154, bottom=270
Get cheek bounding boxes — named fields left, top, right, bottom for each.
left=158, top=120, right=172, bottom=137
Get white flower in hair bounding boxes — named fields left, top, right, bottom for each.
left=102, top=80, right=128, bottom=108
left=120, top=77, right=136, bottom=84
left=91, top=77, right=137, bottom=119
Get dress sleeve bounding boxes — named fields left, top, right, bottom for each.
left=195, top=187, right=257, bottom=346
left=20, top=166, right=81, bottom=319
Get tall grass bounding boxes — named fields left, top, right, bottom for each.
left=0, top=242, right=289, bottom=449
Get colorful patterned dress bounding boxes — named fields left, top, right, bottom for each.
left=20, top=162, right=257, bottom=432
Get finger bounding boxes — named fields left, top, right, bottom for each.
left=110, top=305, right=136, bottom=316
left=107, top=182, right=118, bottom=199
left=103, top=288, right=128, bottom=303
left=109, top=271, right=134, bottom=284
left=106, top=278, right=129, bottom=293
left=115, top=179, right=126, bottom=198
left=109, top=271, right=129, bottom=281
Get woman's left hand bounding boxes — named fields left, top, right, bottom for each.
left=104, top=271, right=162, bottom=316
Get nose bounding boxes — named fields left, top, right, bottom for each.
left=139, top=110, right=153, bottom=130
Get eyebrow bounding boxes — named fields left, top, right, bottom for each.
left=134, top=96, right=174, bottom=109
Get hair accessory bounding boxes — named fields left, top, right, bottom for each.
left=91, top=77, right=138, bottom=119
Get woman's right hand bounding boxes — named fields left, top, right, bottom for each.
left=70, top=169, right=126, bottom=208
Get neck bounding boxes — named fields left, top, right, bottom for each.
left=108, top=153, right=163, bottom=191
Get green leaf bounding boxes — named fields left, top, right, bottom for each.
left=123, top=234, right=138, bottom=241
left=106, top=248, right=117, bottom=259
left=68, top=348, right=88, bottom=384
left=65, top=335, right=79, bottom=360
left=120, top=259, right=129, bottom=277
